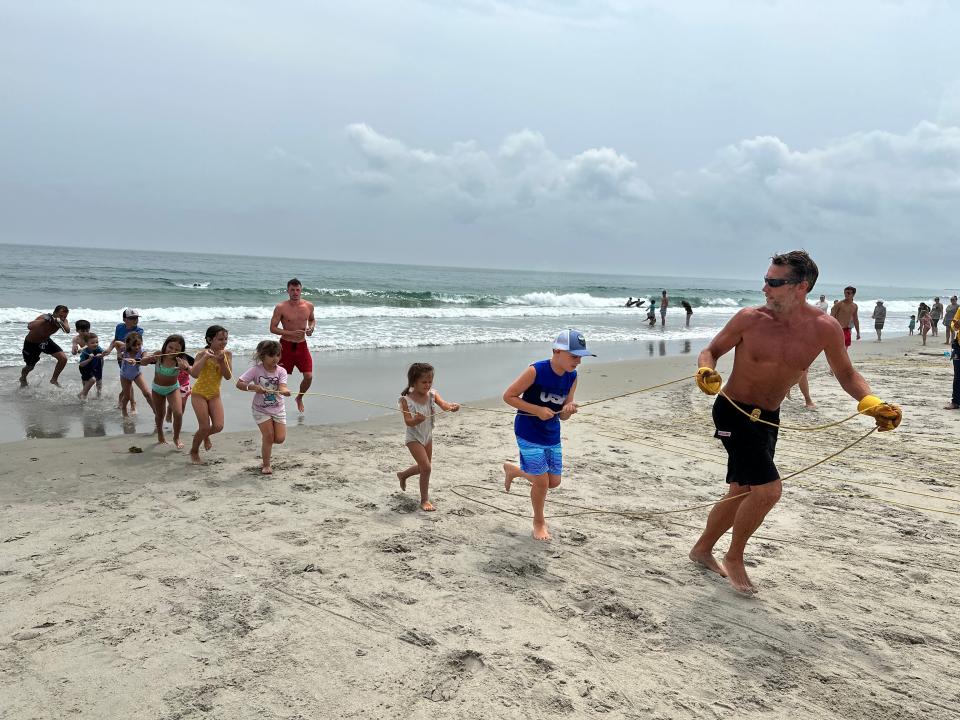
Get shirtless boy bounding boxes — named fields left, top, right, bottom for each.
left=830, top=286, right=860, bottom=347
left=20, top=306, right=71, bottom=386
left=689, top=252, right=901, bottom=594
left=270, top=278, right=316, bottom=413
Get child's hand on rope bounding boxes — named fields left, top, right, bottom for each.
left=696, top=367, right=722, bottom=395
left=535, top=407, right=556, bottom=421
left=857, top=395, right=903, bottom=431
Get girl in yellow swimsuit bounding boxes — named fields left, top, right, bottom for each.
left=189, top=325, right=232, bottom=465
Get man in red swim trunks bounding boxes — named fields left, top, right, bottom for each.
left=270, top=278, right=316, bottom=413
left=830, top=285, right=860, bottom=348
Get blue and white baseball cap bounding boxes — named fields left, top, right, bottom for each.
left=552, top=328, right=596, bottom=357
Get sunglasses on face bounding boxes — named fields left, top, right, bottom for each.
left=763, top=277, right=800, bottom=288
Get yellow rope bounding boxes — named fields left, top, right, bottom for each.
left=716, top=389, right=867, bottom=431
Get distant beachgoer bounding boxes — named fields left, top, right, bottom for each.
left=872, top=300, right=886, bottom=342
left=690, top=250, right=901, bottom=594
left=270, top=278, right=316, bottom=414
left=830, top=286, right=860, bottom=348
left=660, top=290, right=669, bottom=327
left=919, top=309, right=932, bottom=345
left=646, top=300, right=656, bottom=326
left=625, top=297, right=637, bottom=307
left=945, top=307, right=960, bottom=410
left=931, top=297, right=943, bottom=336
left=395, top=362, right=460, bottom=511
left=944, top=296, right=959, bottom=345
left=77, top=333, right=105, bottom=400
left=119, top=333, right=155, bottom=418
left=189, top=325, right=232, bottom=465
left=237, top=340, right=292, bottom=475
left=502, top=329, right=593, bottom=541
left=71, top=319, right=91, bottom=355
left=815, top=294, right=828, bottom=313
left=143, top=334, right=191, bottom=449
left=908, top=315, right=916, bottom=335
left=681, top=300, right=693, bottom=327
left=20, top=305, right=71, bottom=387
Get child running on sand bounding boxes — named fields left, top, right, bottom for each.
left=908, top=315, right=916, bottom=336
left=396, top=362, right=460, bottom=511
left=189, top=325, right=232, bottom=464
left=119, top=333, right=155, bottom=417
left=236, top=340, right=291, bottom=475
left=166, top=358, right=194, bottom=424
left=502, top=329, right=594, bottom=541
left=142, top=334, right=191, bottom=448
left=77, top=333, right=105, bottom=400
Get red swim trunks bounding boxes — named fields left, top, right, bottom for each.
left=842, top=327, right=852, bottom=348
left=280, top=339, right=313, bottom=374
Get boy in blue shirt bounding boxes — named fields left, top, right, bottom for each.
left=502, top=328, right=595, bottom=541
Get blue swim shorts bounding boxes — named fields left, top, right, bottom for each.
left=516, top=437, right=563, bottom=476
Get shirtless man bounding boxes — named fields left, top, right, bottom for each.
left=660, top=290, right=669, bottom=327
left=270, top=278, right=316, bottom=413
left=689, top=251, right=901, bottom=594
left=830, top=286, right=860, bottom=348
left=20, top=306, right=71, bottom=387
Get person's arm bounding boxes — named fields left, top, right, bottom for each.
left=503, top=366, right=554, bottom=421
left=140, top=352, right=157, bottom=366
left=852, top=304, right=860, bottom=339
left=78, top=353, right=92, bottom=368
left=399, top=397, right=426, bottom=426
left=559, top=378, right=578, bottom=421
left=822, top=319, right=870, bottom=399
left=190, top=349, right=210, bottom=378
left=236, top=368, right=263, bottom=393
left=306, top=303, right=316, bottom=337
left=698, top=309, right=748, bottom=369
left=433, top=390, right=459, bottom=413
left=218, top=350, right=233, bottom=380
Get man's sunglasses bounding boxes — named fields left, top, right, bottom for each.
left=763, top=277, right=800, bottom=288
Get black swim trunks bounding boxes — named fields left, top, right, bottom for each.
left=712, top=395, right=781, bottom=486
left=22, top=339, right=64, bottom=367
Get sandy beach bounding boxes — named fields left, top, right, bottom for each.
left=2, top=334, right=959, bottom=719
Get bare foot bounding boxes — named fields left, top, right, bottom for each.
left=174, top=439, right=184, bottom=449
left=420, top=500, right=435, bottom=512
left=190, top=451, right=206, bottom=465
left=804, top=401, right=817, bottom=409
left=50, top=379, right=61, bottom=387
left=19, top=376, right=28, bottom=387
left=203, top=438, right=212, bottom=451
left=121, top=410, right=129, bottom=418
left=944, top=403, right=960, bottom=410
left=296, top=395, right=305, bottom=413
left=262, top=466, right=273, bottom=475
left=689, top=548, right=728, bottom=577
left=77, top=393, right=85, bottom=401
left=532, top=521, right=552, bottom=541
left=397, top=472, right=407, bottom=491
left=723, top=555, right=758, bottom=594
left=157, top=437, right=168, bottom=445
left=503, top=462, right=520, bottom=493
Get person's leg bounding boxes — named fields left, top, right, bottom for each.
left=798, top=370, right=815, bottom=408
left=190, top=394, right=211, bottom=463
left=296, top=372, right=313, bottom=414
left=933, top=319, right=939, bottom=336
left=152, top=392, right=167, bottom=443
left=689, top=483, right=750, bottom=577
left=948, top=354, right=960, bottom=409
left=20, top=363, right=35, bottom=386
left=95, top=379, right=102, bottom=398
left=207, top=397, right=225, bottom=446
left=79, top=377, right=96, bottom=399
left=120, top=378, right=133, bottom=417
left=169, top=391, right=184, bottom=448
left=403, top=442, right=434, bottom=509
left=503, top=444, right=552, bottom=539
left=257, top=418, right=275, bottom=474
left=135, top=376, right=155, bottom=412
left=723, top=480, right=782, bottom=593
left=50, top=351, right=68, bottom=386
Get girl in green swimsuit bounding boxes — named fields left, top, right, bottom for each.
left=143, top=334, right=192, bottom=449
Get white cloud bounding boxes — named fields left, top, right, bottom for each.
left=343, top=123, right=652, bottom=214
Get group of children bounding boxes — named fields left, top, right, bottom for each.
left=68, top=311, right=592, bottom=539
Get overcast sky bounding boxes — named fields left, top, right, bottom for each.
left=1, top=0, right=958, bottom=285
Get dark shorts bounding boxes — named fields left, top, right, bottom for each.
left=712, top=396, right=780, bottom=486
left=22, top=339, right=63, bottom=367
left=280, top=339, right=313, bottom=374
left=80, top=361, right=103, bottom=382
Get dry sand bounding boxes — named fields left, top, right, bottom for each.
left=2, top=334, right=959, bottom=719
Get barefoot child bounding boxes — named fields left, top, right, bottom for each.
left=143, top=334, right=191, bottom=448
left=502, top=329, right=595, bottom=541
left=77, top=333, right=105, bottom=400
left=189, top=325, right=232, bottom=464
left=396, top=362, right=460, bottom=511
left=236, top=340, right=291, bottom=475
left=119, top=333, right=155, bottom=417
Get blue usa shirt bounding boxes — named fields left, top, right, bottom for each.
left=514, top=359, right=577, bottom=446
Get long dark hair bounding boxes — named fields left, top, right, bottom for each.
left=401, top=362, right=434, bottom=396
left=160, top=334, right=186, bottom=360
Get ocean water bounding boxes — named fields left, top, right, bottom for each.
left=0, top=242, right=951, bottom=368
